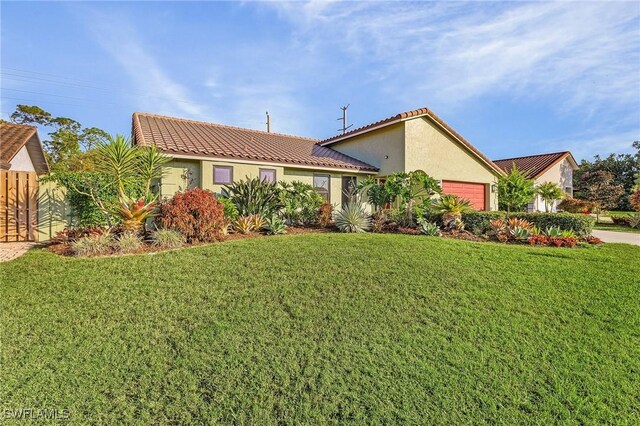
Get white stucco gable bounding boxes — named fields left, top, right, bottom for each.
left=9, top=145, right=36, bottom=172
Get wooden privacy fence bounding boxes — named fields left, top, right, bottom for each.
left=0, top=170, right=38, bottom=242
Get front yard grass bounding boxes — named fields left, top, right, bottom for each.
left=593, top=222, right=640, bottom=234
left=1, top=234, right=638, bottom=424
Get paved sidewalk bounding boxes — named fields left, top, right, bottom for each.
left=0, top=242, right=37, bottom=262
left=592, top=230, right=640, bottom=246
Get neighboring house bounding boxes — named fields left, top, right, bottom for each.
left=493, top=151, right=578, bottom=212
left=133, top=108, right=505, bottom=210
left=0, top=122, right=50, bottom=241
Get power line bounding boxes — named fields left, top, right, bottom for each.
left=2, top=87, right=87, bottom=100
left=1, top=68, right=205, bottom=106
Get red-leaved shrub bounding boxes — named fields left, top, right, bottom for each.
left=527, top=234, right=549, bottom=246
left=558, top=197, right=594, bottom=214
left=158, top=188, right=225, bottom=242
left=629, top=190, right=640, bottom=212
left=548, top=236, right=578, bottom=248
left=317, top=202, right=333, bottom=227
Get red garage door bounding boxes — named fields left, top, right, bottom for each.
left=442, top=180, right=486, bottom=211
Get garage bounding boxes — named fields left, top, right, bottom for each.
left=441, top=180, right=486, bottom=210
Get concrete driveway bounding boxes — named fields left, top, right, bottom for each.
left=592, top=230, right=640, bottom=246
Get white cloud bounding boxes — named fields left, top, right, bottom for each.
left=266, top=1, right=640, bottom=118
left=84, top=11, right=208, bottom=119
left=539, top=130, right=638, bottom=162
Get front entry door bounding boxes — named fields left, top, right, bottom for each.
left=341, top=176, right=357, bottom=207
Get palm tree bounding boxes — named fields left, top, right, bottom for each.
left=433, top=194, right=473, bottom=230
left=536, top=182, right=564, bottom=212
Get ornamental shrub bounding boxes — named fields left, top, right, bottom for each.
left=115, top=232, right=143, bottom=253
left=421, top=211, right=594, bottom=236
left=497, top=165, right=536, bottom=212
left=279, top=181, right=324, bottom=225
left=72, top=233, right=114, bottom=256
left=151, top=229, right=185, bottom=249
left=223, top=177, right=281, bottom=217
left=629, top=189, right=640, bottom=212
left=558, top=197, right=595, bottom=213
left=217, top=197, right=239, bottom=220
left=158, top=188, right=225, bottom=242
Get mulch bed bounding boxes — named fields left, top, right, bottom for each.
left=47, top=227, right=331, bottom=258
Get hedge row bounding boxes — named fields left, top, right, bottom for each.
left=423, top=211, right=595, bottom=236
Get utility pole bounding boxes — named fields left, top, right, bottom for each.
left=337, top=104, right=353, bottom=134
left=266, top=111, right=271, bottom=133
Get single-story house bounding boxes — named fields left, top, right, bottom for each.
left=0, top=122, right=50, bottom=241
left=133, top=107, right=504, bottom=211
left=493, top=151, right=578, bottom=212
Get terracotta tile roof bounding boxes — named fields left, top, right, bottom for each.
left=320, top=107, right=504, bottom=176
left=493, top=151, right=576, bottom=179
left=132, top=113, right=378, bottom=173
left=0, top=122, right=49, bottom=173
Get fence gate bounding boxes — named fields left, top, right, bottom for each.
left=0, top=170, right=38, bottom=242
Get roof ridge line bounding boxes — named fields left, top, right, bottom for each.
left=493, top=151, right=569, bottom=162
left=0, top=122, right=38, bottom=129
left=132, top=112, right=319, bottom=142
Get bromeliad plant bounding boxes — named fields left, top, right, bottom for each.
left=94, top=135, right=170, bottom=233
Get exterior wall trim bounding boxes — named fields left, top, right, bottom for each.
left=167, top=153, right=378, bottom=175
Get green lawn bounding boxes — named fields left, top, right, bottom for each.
left=1, top=235, right=639, bottom=424
left=593, top=223, right=640, bottom=234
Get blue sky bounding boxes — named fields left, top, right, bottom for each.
left=2, top=1, right=639, bottom=161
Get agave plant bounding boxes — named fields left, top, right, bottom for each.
left=262, top=216, right=287, bottom=235
left=433, top=194, right=473, bottom=230
left=417, top=217, right=441, bottom=236
left=335, top=202, right=371, bottom=233
left=510, top=226, right=531, bottom=241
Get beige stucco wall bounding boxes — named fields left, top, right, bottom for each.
left=161, top=159, right=358, bottom=209
left=403, top=117, right=499, bottom=210
left=529, top=158, right=574, bottom=212
left=158, top=160, right=202, bottom=198
left=324, top=124, right=405, bottom=176
left=37, top=180, right=71, bottom=241
left=9, top=146, right=36, bottom=172
left=328, top=117, right=500, bottom=210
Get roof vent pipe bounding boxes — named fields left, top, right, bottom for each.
left=266, top=111, right=270, bottom=133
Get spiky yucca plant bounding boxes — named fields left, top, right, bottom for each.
left=335, top=203, right=371, bottom=233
